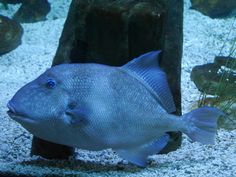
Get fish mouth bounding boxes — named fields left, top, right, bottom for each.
left=7, top=102, right=36, bottom=124
left=7, top=110, right=37, bottom=124
left=7, top=109, right=23, bottom=119
left=7, top=109, right=28, bottom=120
left=7, top=101, right=20, bottom=118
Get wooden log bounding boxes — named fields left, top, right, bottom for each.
left=31, top=0, right=183, bottom=159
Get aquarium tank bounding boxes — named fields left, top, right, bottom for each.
left=0, top=0, right=235, bottom=176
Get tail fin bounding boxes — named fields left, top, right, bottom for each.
left=182, top=106, right=224, bottom=145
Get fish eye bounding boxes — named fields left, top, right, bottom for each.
left=46, top=79, right=56, bottom=89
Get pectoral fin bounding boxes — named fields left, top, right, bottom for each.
left=66, top=108, right=89, bottom=126
left=116, top=134, right=169, bottom=167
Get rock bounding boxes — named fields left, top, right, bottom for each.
left=191, top=63, right=236, bottom=97
left=190, top=0, right=236, bottom=18
left=0, top=15, right=23, bottom=55
left=0, top=0, right=50, bottom=22
left=0, top=0, right=23, bottom=9
left=214, top=56, right=236, bottom=70
left=13, top=0, right=51, bottom=23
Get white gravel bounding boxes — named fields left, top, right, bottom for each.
left=0, top=0, right=235, bottom=176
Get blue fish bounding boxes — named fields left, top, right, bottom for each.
left=7, top=51, right=223, bottom=167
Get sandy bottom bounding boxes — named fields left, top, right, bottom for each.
left=0, top=0, right=235, bottom=176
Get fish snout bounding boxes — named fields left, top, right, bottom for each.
left=7, top=100, right=16, bottom=114
left=7, top=100, right=27, bottom=121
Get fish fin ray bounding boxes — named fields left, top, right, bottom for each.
left=121, top=51, right=176, bottom=113
left=116, top=149, right=148, bottom=167
left=182, top=106, right=224, bottom=144
left=115, top=134, right=169, bottom=167
left=145, top=133, right=170, bottom=154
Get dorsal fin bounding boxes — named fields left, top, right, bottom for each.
left=121, top=51, right=176, bottom=113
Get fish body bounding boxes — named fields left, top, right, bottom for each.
left=7, top=51, right=223, bottom=167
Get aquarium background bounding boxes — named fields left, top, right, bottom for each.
left=0, top=0, right=235, bottom=176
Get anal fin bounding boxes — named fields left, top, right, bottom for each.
left=116, top=134, right=169, bottom=167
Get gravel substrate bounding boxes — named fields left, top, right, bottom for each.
left=0, top=0, right=235, bottom=176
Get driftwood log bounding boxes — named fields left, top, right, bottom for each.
left=31, top=0, right=183, bottom=159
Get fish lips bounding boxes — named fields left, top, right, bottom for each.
left=7, top=102, right=37, bottom=124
